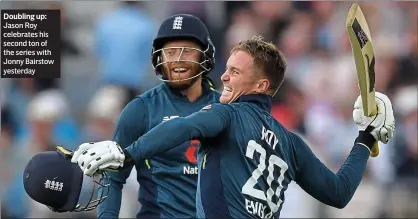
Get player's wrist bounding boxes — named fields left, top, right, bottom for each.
left=122, top=149, right=135, bottom=169
left=355, top=130, right=375, bottom=150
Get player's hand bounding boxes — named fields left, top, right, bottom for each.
left=353, top=92, right=395, bottom=144
left=71, top=141, right=125, bottom=176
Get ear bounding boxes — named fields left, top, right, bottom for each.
left=255, top=79, right=270, bottom=93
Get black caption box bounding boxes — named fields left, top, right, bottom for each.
left=1, top=9, right=61, bottom=78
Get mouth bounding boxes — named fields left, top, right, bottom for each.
left=172, top=67, right=190, bottom=74
left=223, top=86, right=232, bottom=92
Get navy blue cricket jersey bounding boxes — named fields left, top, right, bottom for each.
left=97, top=79, right=220, bottom=219
left=125, top=94, right=374, bottom=219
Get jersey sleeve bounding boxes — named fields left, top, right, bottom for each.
left=125, top=103, right=232, bottom=163
left=97, top=97, right=148, bottom=219
left=290, top=131, right=372, bottom=209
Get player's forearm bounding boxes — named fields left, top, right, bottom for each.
left=97, top=177, right=124, bottom=219
left=325, top=143, right=370, bottom=208
left=124, top=109, right=226, bottom=164
left=296, top=131, right=374, bottom=208
left=124, top=117, right=198, bottom=163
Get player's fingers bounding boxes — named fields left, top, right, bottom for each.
left=371, top=98, right=388, bottom=129
left=97, top=162, right=113, bottom=170
left=96, top=159, right=121, bottom=170
left=379, top=127, right=389, bottom=144
left=77, top=147, right=110, bottom=170
left=387, top=126, right=393, bottom=140
left=375, top=92, right=391, bottom=107
left=81, top=153, right=108, bottom=177
left=84, top=165, right=98, bottom=177
left=354, top=95, right=363, bottom=109
left=376, top=93, right=395, bottom=120
left=108, top=142, right=125, bottom=162
left=86, top=153, right=117, bottom=174
left=71, top=142, right=96, bottom=163
left=353, top=108, right=365, bottom=124
left=385, top=124, right=394, bottom=141
left=73, top=141, right=115, bottom=162
left=98, top=161, right=121, bottom=171
left=375, top=96, right=387, bottom=115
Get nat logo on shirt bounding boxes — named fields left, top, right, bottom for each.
left=183, top=140, right=199, bottom=175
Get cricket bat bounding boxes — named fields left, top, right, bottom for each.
left=346, top=3, right=379, bottom=157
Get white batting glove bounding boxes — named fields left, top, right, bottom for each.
left=353, top=92, right=395, bottom=144
left=71, top=141, right=125, bottom=176
left=71, top=142, right=96, bottom=163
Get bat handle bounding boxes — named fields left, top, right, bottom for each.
left=370, top=142, right=379, bottom=157
left=369, top=106, right=379, bottom=157
left=56, top=146, right=74, bottom=159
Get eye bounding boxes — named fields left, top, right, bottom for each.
left=225, top=67, right=239, bottom=75
left=164, top=49, right=175, bottom=56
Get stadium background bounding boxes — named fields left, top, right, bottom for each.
left=0, top=1, right=416, bottom=218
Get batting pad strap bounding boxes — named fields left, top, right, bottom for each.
left=355, top=131, right=375, bottom=151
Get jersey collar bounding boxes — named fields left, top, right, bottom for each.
left=236, top=94, right=272, bottom=112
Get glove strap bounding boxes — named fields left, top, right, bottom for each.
left=355, top=131, right=376, bottom=151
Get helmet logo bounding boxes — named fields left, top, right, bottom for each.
left=44, top=179, right=64, bottom=192
left=173, top=16, right=183, bottom=30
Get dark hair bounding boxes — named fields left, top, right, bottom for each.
left=230, top=35, right=287, bottom=94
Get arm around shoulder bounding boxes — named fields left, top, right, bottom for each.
left=124, top=103, right=233, bottom=162
left=185, top=103, right=233, bottom=138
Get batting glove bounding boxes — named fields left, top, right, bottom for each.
left=353, top=92, right=395, bottom=145
left=71, top=141, right=125, bottom=176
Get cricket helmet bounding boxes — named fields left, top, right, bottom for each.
left=23, top=146, right=110, bottom=213
left=151, top=14, right=216, bottom=82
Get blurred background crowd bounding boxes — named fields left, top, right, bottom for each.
left=0, top=1, right=417, bottom=218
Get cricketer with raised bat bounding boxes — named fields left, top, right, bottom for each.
left=72, top=36, right=395, bottom=218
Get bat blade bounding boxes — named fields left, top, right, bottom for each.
left=346, top=3, right=379, bottom=157
left=346, top=3, right=377, bottom=117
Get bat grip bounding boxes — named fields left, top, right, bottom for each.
left=370, top=106, right=378, bottom=116
left=56, top=146, right=74, bottom=159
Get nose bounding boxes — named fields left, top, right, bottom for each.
left=221, top=71, right=229, bottom=82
